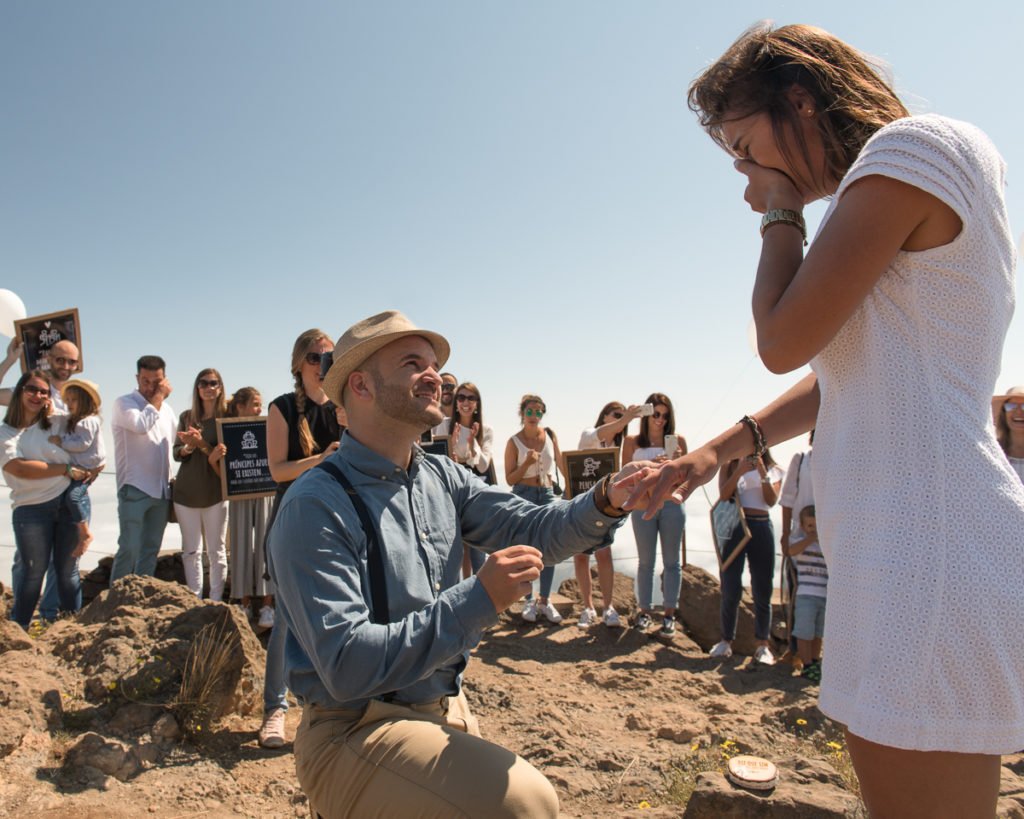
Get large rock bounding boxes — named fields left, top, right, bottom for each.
left=0, top=647, right=69, bottom=758
left=80, top=551, right=232, bottom=606
left=678, top=564, right=760, bottom=655
left=558, top=568, right=638, bottom=615
left=44, top=576, right=264, bottom=723
left=683, top=769, right=860, bottom=818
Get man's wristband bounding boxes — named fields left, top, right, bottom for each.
left=593, top=474, right=629, bottom=518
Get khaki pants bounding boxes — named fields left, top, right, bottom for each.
left=295, top=691, right=559, bottom=819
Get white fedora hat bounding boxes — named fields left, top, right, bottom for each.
left=322, top=310, right=450, bottom=405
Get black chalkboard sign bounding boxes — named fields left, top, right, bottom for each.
left=15, top=308, right=83, bottom=374
left=215, top=417, right=276, bottom=500
left=421, top=438, right=450, bottom=458
left=561, top=448, right=619, bottom=499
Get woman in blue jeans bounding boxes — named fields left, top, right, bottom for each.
left=622, top=392, right=686, bottom=636
left=709, top=450, right=783, bottom=664
left=504, top=394, right=566, bottom=624
left=260, top=328, right=340, bottom=748
left=0, top=370, right=89, bottom=629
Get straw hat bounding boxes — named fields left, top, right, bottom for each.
left=992, top=385, right=1024, bottom=423
left=322, top=310, right=450, bottom=405
left=61, top=378, right=102, bottom=410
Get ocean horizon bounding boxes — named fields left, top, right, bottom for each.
left=0, top=468, right=787, bottom=598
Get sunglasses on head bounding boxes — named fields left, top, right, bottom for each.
left=456, top=394, right=478, bottom=403
left=524, top=408, right=545, bottom=418
left=198, top=379, right=220, bottom=389
left=1005, top=401, right=1024, bottom=412
left=652, top=411, right=668, bottom=420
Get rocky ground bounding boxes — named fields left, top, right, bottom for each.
left=3, top=563, right=1024, bottom=818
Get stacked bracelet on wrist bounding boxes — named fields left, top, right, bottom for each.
left=738, top=415, right=768, bottom=458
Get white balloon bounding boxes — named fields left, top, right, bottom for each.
left=747, top=318, right=759, bottom=357
left=0, top=289, right=27, bottom=337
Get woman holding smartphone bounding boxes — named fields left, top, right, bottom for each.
left=434, top=381, right=495, bottom=576
left=620, top=23, right=1024, bottom=816
left=572, top=401, right=643, bottom=627
left=505, top=394, right=565, bottom=624
left=621, top=393, right=685, bottom=636
left=260, top=328, right=340, bottom=749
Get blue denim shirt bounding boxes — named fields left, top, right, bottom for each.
left=267, top=432, right=625, bottom=710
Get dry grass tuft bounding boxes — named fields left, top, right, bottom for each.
left=172, top=617, right=236, bottom=740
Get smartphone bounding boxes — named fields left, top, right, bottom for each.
left=664, top=434, right=679, bottom=459
left=638, top=403, right=654, bottom=417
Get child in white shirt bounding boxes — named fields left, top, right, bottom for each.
left=48, top=380, right=105, bottom=554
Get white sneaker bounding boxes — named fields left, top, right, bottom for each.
left=709, top=640, right=733, bottom=658
left=603, top=607, right=622, bottom=628
left=753, top=645, right=776, bottom=666
left=521, top=599, right=538, bottom=622
left=538, top=601, right=563, bottom=624
left=578, top=607, right=597, bottom=627
left=257, top=605, right=275, bottom=630
left=258, top=707, right=287, bottom=748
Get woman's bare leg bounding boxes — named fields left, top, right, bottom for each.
left=845, top=731, right=999, bottom=819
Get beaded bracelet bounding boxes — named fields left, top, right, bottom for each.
left=738, top=415, right=768, bottom=458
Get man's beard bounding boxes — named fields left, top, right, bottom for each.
left=374, top=378, right=443, bottom=430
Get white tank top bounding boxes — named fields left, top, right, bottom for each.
left=512, top=433, right=555, bottom=485
left=630, top=445, right=665, bottom=462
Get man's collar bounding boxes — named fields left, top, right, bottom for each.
left=339, top=430, right=425, bottom=482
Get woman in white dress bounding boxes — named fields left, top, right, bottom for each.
left=620, top=23, right=1024, bottom=817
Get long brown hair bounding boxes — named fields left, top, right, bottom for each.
left=594, top=401, right=627, bottom=447
left=65, top=384, right=99, bottom=433
left=227, top=387, right=262, bottom=418
left=637, top=393, right=675, bottom=448
left=184, top=368, right=227, bottom=427
left=290, top=329, right=332, bottom=457
left=454, top=382, right=485, bottom=445
left=3, top=370, right=53, bottom=430
left=688, top=23, right=909, bottom=192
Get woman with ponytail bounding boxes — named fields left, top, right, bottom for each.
left=259, top=329, right=341, bottom=749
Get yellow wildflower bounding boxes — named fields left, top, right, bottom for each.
left=827, top=741, right=843, bottom=750
left=638, top=801, right=651, bottom=810
left=796, top=718, right=808, bottom=726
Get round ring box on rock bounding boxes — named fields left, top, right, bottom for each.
left=726, top=755, right=779, bottom=791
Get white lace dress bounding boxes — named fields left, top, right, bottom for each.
left=810, top=115, right=1024, bottom=753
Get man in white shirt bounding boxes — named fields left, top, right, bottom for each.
left=109, top=355, right=177, bottom=584
left=1, top=337, right=83, bottom=620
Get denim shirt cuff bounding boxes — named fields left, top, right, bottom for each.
left=450, top=576, right=499, bottom=636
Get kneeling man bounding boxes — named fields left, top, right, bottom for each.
left=268, top=310, right=639, bottom=818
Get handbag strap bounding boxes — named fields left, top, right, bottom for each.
left=316, top=461, right=390, bottom=626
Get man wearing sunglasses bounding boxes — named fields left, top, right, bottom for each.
left=109, top=355, right=178, bottom=585
left=267, top=310, right=646, bottom=818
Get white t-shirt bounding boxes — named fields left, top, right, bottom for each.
left=735, top=465, right=784, bottom=512
left=0, top=418, right=71, bottom=508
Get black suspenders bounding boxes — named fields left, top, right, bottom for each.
left=315, top=461, right=390, bottom=625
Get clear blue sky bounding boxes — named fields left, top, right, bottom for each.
left=2, top=2, right=1021, bottom=483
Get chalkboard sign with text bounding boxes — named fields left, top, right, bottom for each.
left=561, top=448, right=619, bottom=499
left=216, top=416, right=276, bottom=500
left=15, top=308, right=82, bottom=374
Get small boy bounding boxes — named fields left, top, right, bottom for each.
left=783, top=505, right=827, bottom=681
